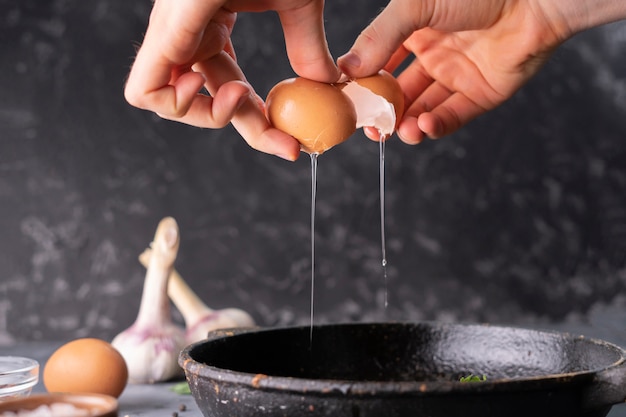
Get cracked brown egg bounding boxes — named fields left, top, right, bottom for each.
left=266, top=70, right=404, bottom=154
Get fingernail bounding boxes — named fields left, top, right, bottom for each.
left=274, top=144, right=301, bottom=161
left=276, top=150, right=299, bottom=162
left=338, top=51, right=361, bottom=72
left=194, top=71, right=208, bottom=86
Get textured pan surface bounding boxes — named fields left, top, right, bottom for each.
left=180, top=322, right=626, bottom=417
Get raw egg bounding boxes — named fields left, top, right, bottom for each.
left=266, top=70, right=404, bottom=154
left=43, top=338, right=128, bottom=398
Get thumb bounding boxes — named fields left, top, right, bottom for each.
left=278, top=3, right=340, bottom=83
left=338, top=0, right=434, bottom=77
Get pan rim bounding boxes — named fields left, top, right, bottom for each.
left=179, top=321, right=626, bottom=396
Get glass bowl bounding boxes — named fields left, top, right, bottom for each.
left=0, top=356, right=39, bottom=400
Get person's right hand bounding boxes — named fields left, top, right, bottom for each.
left=338, top=0, right=586, bottom=144
left=125, top=0, right=339, bottom=161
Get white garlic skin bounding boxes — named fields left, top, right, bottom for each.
left=185, top=308, right=256, bottom=344
left=112, top=323, right=186, bottom=384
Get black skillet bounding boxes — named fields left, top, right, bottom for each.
left=179, top=322, right=626, bottom=417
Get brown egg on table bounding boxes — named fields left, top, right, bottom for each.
left=43, top=338, right=128, bottom=398
left=265, top=70, right=404, bottom=154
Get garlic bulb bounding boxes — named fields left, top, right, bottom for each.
left=139, top=248, right=255, bottom=344
left=112, top=217, right=187, bottom=383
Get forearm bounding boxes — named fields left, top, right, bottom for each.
left=544, top=0, right=626, bottom=40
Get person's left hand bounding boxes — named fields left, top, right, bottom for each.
left=339, top=0, right=562, bottom=144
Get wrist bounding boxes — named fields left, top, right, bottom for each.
left=544, top=0, right=626, bottom=39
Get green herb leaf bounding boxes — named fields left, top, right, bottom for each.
left=171, top=381, right=192, bottom=395
left=459, top=374, right=487, bottom=383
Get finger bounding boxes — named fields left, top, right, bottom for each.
left=395, top=82, right=452, bottom=144
left=125, top=55, right=208, bottom=117
left=225, top=0, right=339, bottom=82
left=417, top=93, right=487, bottom=139
left=277, top=3, right=340, bottom=82
left=190, top=8, right=238, bottom=62
left=382, top=45, right=412, bottom=75
left=338, top=0, right=435, bottom=77
left=124, top=0, right=234, bottom=115
left=397, top=116, right=427, bottom=145
left=362, top=126, right=398, bottom=142
left=362, top=57, right=437, bottom=144
left=148, top=0, right=229, bottom=63
left=197, top=52, right=301, bottom=160
left=156, top=80, right=251, bottom=128
left=396, top=60, right=435, bottom=106
left=223, top=37, right=237, bottom=62
left=232, top=93, right=303, bottom=160
left=408, top=82, right=453, bottom=115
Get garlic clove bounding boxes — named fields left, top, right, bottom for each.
left=112, top=217, right=187, bottom=384
left=139, top=248, right=256, bottom=344
left=185, top=307, right=256, bottom=344
left=111, top=324, right=186, bottom=384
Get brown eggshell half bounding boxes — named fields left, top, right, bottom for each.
left=353, top=70, right=405, bottom=125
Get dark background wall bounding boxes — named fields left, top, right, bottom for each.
left=0, top=0, right=625, bottom=345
